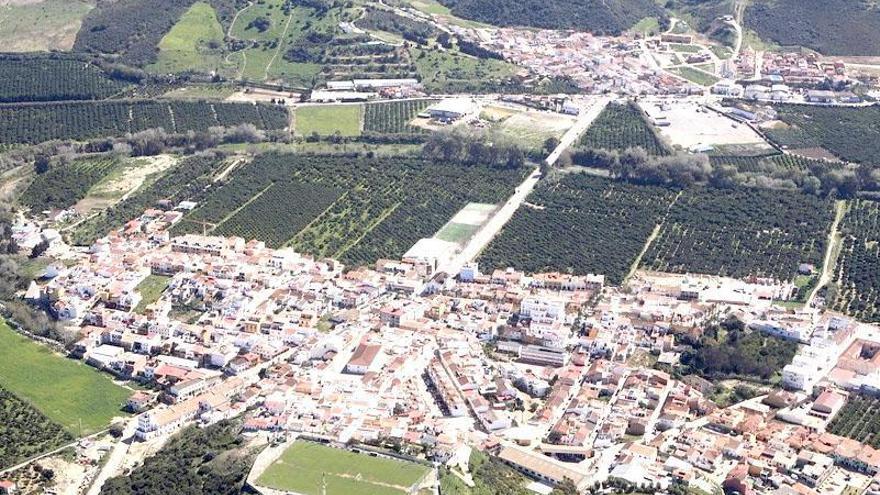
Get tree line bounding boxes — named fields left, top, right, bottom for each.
left=422, top=128, right=526, bottom=169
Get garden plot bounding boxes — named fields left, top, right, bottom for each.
left=639, top=100, right=773, bottom=150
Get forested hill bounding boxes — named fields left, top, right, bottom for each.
left=745, top=0, right=880, bottom=56
left=436, top=0, right=668, bottom=35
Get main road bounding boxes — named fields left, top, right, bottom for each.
left=439, top=96, right=611, bottom=276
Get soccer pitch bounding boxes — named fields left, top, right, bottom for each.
left=256, top=441, right=430, bottom=495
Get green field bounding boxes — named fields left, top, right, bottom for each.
left=0, top=322, right=131, bottom=436
left=0, top=0, right=93, bottom=52
left=630, top=16, right=661, bottom=35
left=671, top=66, right=720, bottom=86
left=668, top=43, right=703, bottom=53
left=150, top=1, right=228, bottom=74
left=436, top=222, right=480, bottom=244
left=134, top=274, right=172, bottom=314
left=295, top=105, right=363, bottom=136
left=410, top=45, right=520, bottom=93
left=257, top=441, right=430, bottom=495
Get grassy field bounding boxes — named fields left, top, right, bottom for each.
left=0, top=0, right=93, bottom=52
left=492, top=110, right=575, bottom=150
left=295, top=105, right=363, bottom=136
left=257, top=441, right=430, bottom=495
left=150, top=1, right=227, bottom=74
left=630, top=16, right=661, bottom=35
left=226, top=0, right=334, bottom=85
left=410, top=45, right=520, bottom=93
left=436, top=222, right=480, bottom=244
left=671, top=66, right=720, bottom=86
left=134, top=274, right=172, bottom=314
left=0, top=322, right=131, bottom=436
left=668, top=43, right=703, bottom=53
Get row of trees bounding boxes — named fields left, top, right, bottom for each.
left=572, top=145, right=874, bottom=198
left=422, top=128, right=526, bottom=169
left=0, top=100, right=288, bottom=145
left=831, top=200, right=880, bottom=322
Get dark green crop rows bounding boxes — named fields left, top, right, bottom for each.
left=363, top=99, right=434, bottom=134
left=832, top=200, right=880, bottom=322
left=0, top=386, right=73, bottom=470
left=478, top=173, right=677, bottom=284
left=20, top=157, right=117, bottom=212
left=0, top=100, right=288, bottom=144
left=827, top=394, right=880, bottom=448
left=0, top=56, right=129, bottom=103
left=172, top=153, right=527, bottom=265
left=766, top=105, right=880, bottom=165
left=579, top=102, right=669, bottom=155
left=641, top=186, right=834, bottom=281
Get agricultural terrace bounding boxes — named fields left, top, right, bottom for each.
left=257, top=441, right=430, bottom=495
left=641, top=187, right=834, bottom=281
left=0, top=100, right=289, bottom=145
left=170, top=153, right=528, bottom=266
left=20, top=157, right=118, bottom=212
left=831, top=200, right=880, bottom=322
left=0, top=322, right=131, bottom=436
left=827, top=394, right=880, bottom=448
left=0, top=56, right=128, bottom=103
left=223, top=0, right=417, bottom=86
left=579, top=102, right=669, bottom=155
left=149, top=1, right=227, bottom=75
left=72, top=154, right=228, bottom=245
left=0, top=387, right=73, bottom=470
left=295, top=105, right=363, bottom=137
left=765, top=105, right=880, bottom=165
left=478, top=174, right=678, bottom=284
left=363, top=99, right=435, bottom=134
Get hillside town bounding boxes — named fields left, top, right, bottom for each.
left=4, top=196, right=880, bottom=495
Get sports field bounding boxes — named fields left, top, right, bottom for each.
left=256, top=441, right=430, bottom=495
left=295, top=105, right=363, bottom=136
left=0, top=322, right=131, bottom=436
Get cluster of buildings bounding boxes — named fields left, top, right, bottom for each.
left=474, top=28, right=703, bottom=95
left=14, top=193, right=880, bottom=495
left=715, top=49, right=867, bottom=104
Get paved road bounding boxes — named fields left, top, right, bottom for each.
left=439, top=97, right=610, bottom=276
